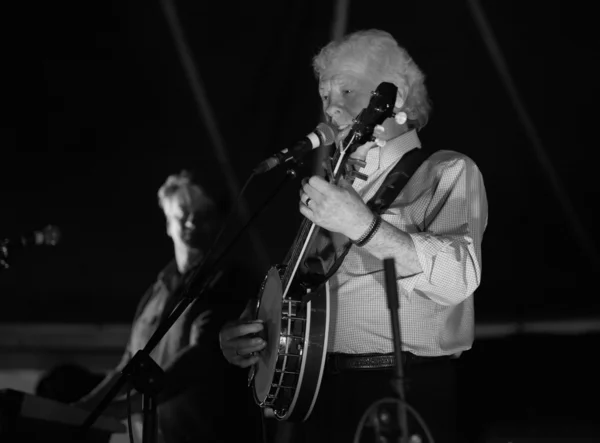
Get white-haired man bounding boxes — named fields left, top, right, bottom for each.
left=220, top=29, right=488, bottom=443
left=74, top=171, right=261, bottom=442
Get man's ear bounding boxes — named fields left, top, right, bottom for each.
left=165, top=219, right=172, bottom=238
left=391, top=76, right=410, bottom=109
left=394, top=89, right=406, bottom=110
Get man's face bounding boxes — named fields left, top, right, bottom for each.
left=163, top=198, right=209, bottom=249
left=318, top=57, right=382, bottom=141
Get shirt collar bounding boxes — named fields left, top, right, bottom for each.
left=363, top=129, right=422, bottom=173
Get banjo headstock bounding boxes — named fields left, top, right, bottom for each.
left=332, top=82, right=398, bottom=181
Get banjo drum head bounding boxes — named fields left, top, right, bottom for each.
left=253, top=266, right=283, bottom=403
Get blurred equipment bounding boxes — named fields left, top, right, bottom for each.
left=0, top=388, right=125, bottom=443
left=0, top=224, right=61, bottom=270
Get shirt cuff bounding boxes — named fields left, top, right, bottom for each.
left=409, top=232, right=453, bottom=281
left=396, top=273, right=421, bottom=298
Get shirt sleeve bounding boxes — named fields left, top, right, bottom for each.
left=397, top=155, right=488, bottom=306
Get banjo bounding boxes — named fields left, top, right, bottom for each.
left=250, top=82, right=398, bottom=421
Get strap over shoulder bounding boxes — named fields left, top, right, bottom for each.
left=367, top=146, right=432, bottom=214
left=301, top=146, right=433, bottom=288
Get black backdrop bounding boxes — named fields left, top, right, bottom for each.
left=1, top=0, right=598, bottom=325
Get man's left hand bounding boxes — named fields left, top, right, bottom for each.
left=190, top=310, right=212, bottom=346
left=299, top=176, right=374, bottom=240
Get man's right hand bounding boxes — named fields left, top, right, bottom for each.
left=219, top=320, right=266, bottom=368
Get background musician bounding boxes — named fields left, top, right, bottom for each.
left=73, top=170, right=262, bottom=443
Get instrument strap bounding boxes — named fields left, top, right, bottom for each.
left=312, top=146, right=432, bottom=286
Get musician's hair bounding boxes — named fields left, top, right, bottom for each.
left=312, top=29, right=431, bottom=129
left=157, top=170, right=216, bottom=216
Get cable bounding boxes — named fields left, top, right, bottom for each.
left=197, top=171, right=257, bottom=270
left=260, top=409, right=268, bottom=443
left=352, top=397, right=435, bottom=443
left=126, top=387, right=134, bottom=443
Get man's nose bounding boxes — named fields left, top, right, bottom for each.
left=325, top=104, right=343, bottom=119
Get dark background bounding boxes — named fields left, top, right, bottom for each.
left=1, top=1, right=599, bottom=439
left=1, top=0, right=597, bottom=323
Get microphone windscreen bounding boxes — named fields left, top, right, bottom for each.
left=316, top=122, right=336, bottom=146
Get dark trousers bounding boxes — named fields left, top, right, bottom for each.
left=301, top=355, right=458, bottom=443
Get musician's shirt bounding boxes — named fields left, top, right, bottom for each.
left=328, top=129, right=488, bottom=356
left=125, top=259, right=261, bottom=442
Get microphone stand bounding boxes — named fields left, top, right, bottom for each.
left=77, top=164, right=301, bottom=442
left=382, top=257, right=410, bottom=443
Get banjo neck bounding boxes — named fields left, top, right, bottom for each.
left=278, top=116, right=378, bottom=299
left=279, top=130, right=357, bottom=299
left=281, top=218, right=318, bottom=298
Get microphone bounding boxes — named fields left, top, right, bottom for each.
left=1, top=225, right=61, bottom=269
left=23, top=225, right=61, bottom=246
left=4, top=225, right=62, bottom=247
left=253, top=122, right=336, bottom=174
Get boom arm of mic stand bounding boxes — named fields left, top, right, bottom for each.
left=77, top=166, right=299, bottom=440
left=176, top=164, right=299, bottom=302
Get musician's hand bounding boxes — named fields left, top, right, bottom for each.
left=190, top=310, right=212, bottom=346
left=299, top=175, right=374, bottom=240
left=219, top=320, right=266, bottom=368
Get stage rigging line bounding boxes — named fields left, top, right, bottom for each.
left=313, top=0, right=351, bottom=175
left=467, top=0, right=599, bottom=268
left=160, top=0, right=270, bottom=270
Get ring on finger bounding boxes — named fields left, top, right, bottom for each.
left=305, top=197, right=312, bottom=207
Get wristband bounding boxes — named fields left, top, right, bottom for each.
left=352, top=215, right=382, bottom=247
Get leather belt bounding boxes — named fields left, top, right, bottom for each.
left=325, top=352, right=452, bottom=375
